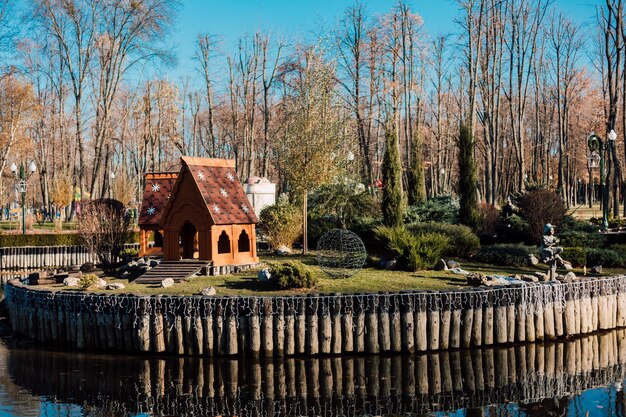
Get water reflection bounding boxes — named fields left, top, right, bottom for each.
left=4, top=330, right=626, bottom=416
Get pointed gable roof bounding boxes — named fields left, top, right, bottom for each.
left=138, top=172, right=178, bottom=227
left=163, top=157, right=258, bottom=226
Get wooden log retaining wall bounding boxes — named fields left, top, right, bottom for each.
left=7, top=330, right=626, bottom=416
left=0, top=243, right=140, bottom=271
left=5, top=275, right=626, bottom=356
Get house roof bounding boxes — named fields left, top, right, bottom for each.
left=167, top=157, right=258, bottom=225
left=182, top=156, right=258, bottom=225
left=138, top=172, right=179, bottom=227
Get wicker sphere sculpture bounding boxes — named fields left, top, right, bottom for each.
left=317, top=228, right=367, bottom=278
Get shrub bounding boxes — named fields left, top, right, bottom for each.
left=559, top=215, right=597, bottom=233
left=404, top=196, right=458, bottom=224
left=407, top=222, right=480, bottom=258
left=374, top=225, right=450, bottom=271
left=586, top=248, right=625, bottom=268
left=308, top=180, right=379, bottom=229
left=496, top=214, right=534, bottom=244
left=270, top=261, right=317, bottom=289
left=558, top=230, right=607, bottom=248
left=562, top=247, right=586, bottom=267
left=409, top=233, right=451, bottom=270
left=308, top=214, right=339, bottom=248
left=258, top=196, right=303, bottom=250
left=78, top=199, right=133, bottom=274
left=475, top=244, right=534, bottom=267
left=0, top=233, right=82, bottom=247
left=476, top=203, right=500, bottom=242
left=79, top=274, right=99, bottom=290
left=517, top=189, right=566, bottom=243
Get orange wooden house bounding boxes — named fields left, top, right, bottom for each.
left=139, top=157, right=259, bottom=268
left=138, top=172, right=178, bottom=257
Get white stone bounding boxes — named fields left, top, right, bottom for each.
left=106, top=283, right=126, bottom=290
left=275, top=245, right=292, bottom=256
left=258, top=268, right=271, bottom=281
left=161, top=278, right=175, bottom=288
left=200, top=286, right=216, bottom=296
left=96, top=278, right=107, bottom=288
left=63, top=277, right=80, bottom=286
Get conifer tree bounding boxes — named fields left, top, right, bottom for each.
left=458, top=123, right=479, bottom=228
left=408, top=132, right=426, bottom=205
left=382, top=128, right=405, bottom=226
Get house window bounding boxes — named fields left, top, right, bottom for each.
left=238, top=230, right=250, bottom=252
left=218, top=230, right=231, bottom=254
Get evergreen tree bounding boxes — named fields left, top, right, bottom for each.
left=382, top=128, right=405, bottom=226
left=458, top=123, right=479, bottom=228
left=408, top=132, right=426, bottom=205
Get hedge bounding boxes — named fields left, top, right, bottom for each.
left=0, top=232, right=139, bottom=247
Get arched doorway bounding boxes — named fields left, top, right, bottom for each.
left=180, top=222, right=197, bottom=259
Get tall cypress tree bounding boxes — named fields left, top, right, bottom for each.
left=408, top=132, right=426, bottom=205
left=382, top=128, right=405, bottom=227
left=458, top=123, right=479, bottom=228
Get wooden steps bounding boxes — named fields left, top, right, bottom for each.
left=134, top=260, right=208, bottom=284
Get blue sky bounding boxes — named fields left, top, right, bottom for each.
left=166, top=0, right=601, bottom=81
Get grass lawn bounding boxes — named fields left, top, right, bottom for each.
left=28, top=254, right=625, bottom=297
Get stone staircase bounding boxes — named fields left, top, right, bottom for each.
left=133, top=260, right=208, bottom=284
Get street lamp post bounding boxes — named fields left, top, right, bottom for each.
left=10, top=161, right=37, bottom=235
left=588, top=130, right=617, bottom=231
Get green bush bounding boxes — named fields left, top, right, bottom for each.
left=496, top=214, right=533, bottom=244
left=308, top=215, right=339, bottom=248
left=407, top=222, right=480, bottom=258
left=374, top=225, right=450, bottom=271
left=475, top=244, right=534, bottom=267
left=0, top=232, right=138, bottom=247
left=0, top=233, right=82, bottom=247
left=409, top=233, right=451, bottom=270
left=258, top=196, right=303, bottom=249
left=270, top=261, right=317, bottom=289
left=558, top=230, right=607, bottom=248
left=559, top=215, right=597, bottom=233
left=403, top=196, right=458, bottom=224
left=586, top=248, right=625, bottom=268
left=78, top=274, right=99, bottom=290
left=562, top=247, right=586, bottom=267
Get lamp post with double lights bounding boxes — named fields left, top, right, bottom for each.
left=588, top=129, right=617, bottom=231
left=10, top=161, right=37, bottom=235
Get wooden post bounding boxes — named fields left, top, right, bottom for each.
left=226, top=298, right=237, bottom=355
left=354, top=295, right=365, bottom=353
left=274, top=298, right=285, bottom=357
left=295, top=296, right=306, bottom=354
left=461, top=290, right=474, bottom=349
left=320, top=297, right=332, bottom=354
left=494, top=287, right=509, bottom=344
left=471, top=289, right=483, bottom=346
left=331, top=296, right=343, bottom=354
left=401, top=292, right=415, bottom=353
left=390, top=294, right=402, bottom=352
left=428, top=292, right=441, bottom=350
left=365, top=295, right=379, bottom=354
left=249, top=298, right=261, bottom=357
left=306, top=295, right=319, bottom=355
left=482, top=290, right=494, bottom=346
left=285, top=298, right=296, bottom=356
left=415, top=293, right=428, bottom=352
left=342, top=296, right=354, bottom=353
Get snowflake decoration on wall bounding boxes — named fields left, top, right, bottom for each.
left=212, top=203, right=221, bottom=214
left=147, top=207, right=156, bottom=216
left=226, top=172, right=235, bottom=182
left=151, top=183, right=160, bottom=192
left=220, top=188, right=229, bottom=197
left=197, top=171, right=205, bottom=181
left=241, top=204, right=250, bottom=214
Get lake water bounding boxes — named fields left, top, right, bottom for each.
left=0, top=322, right=625, bottom=416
